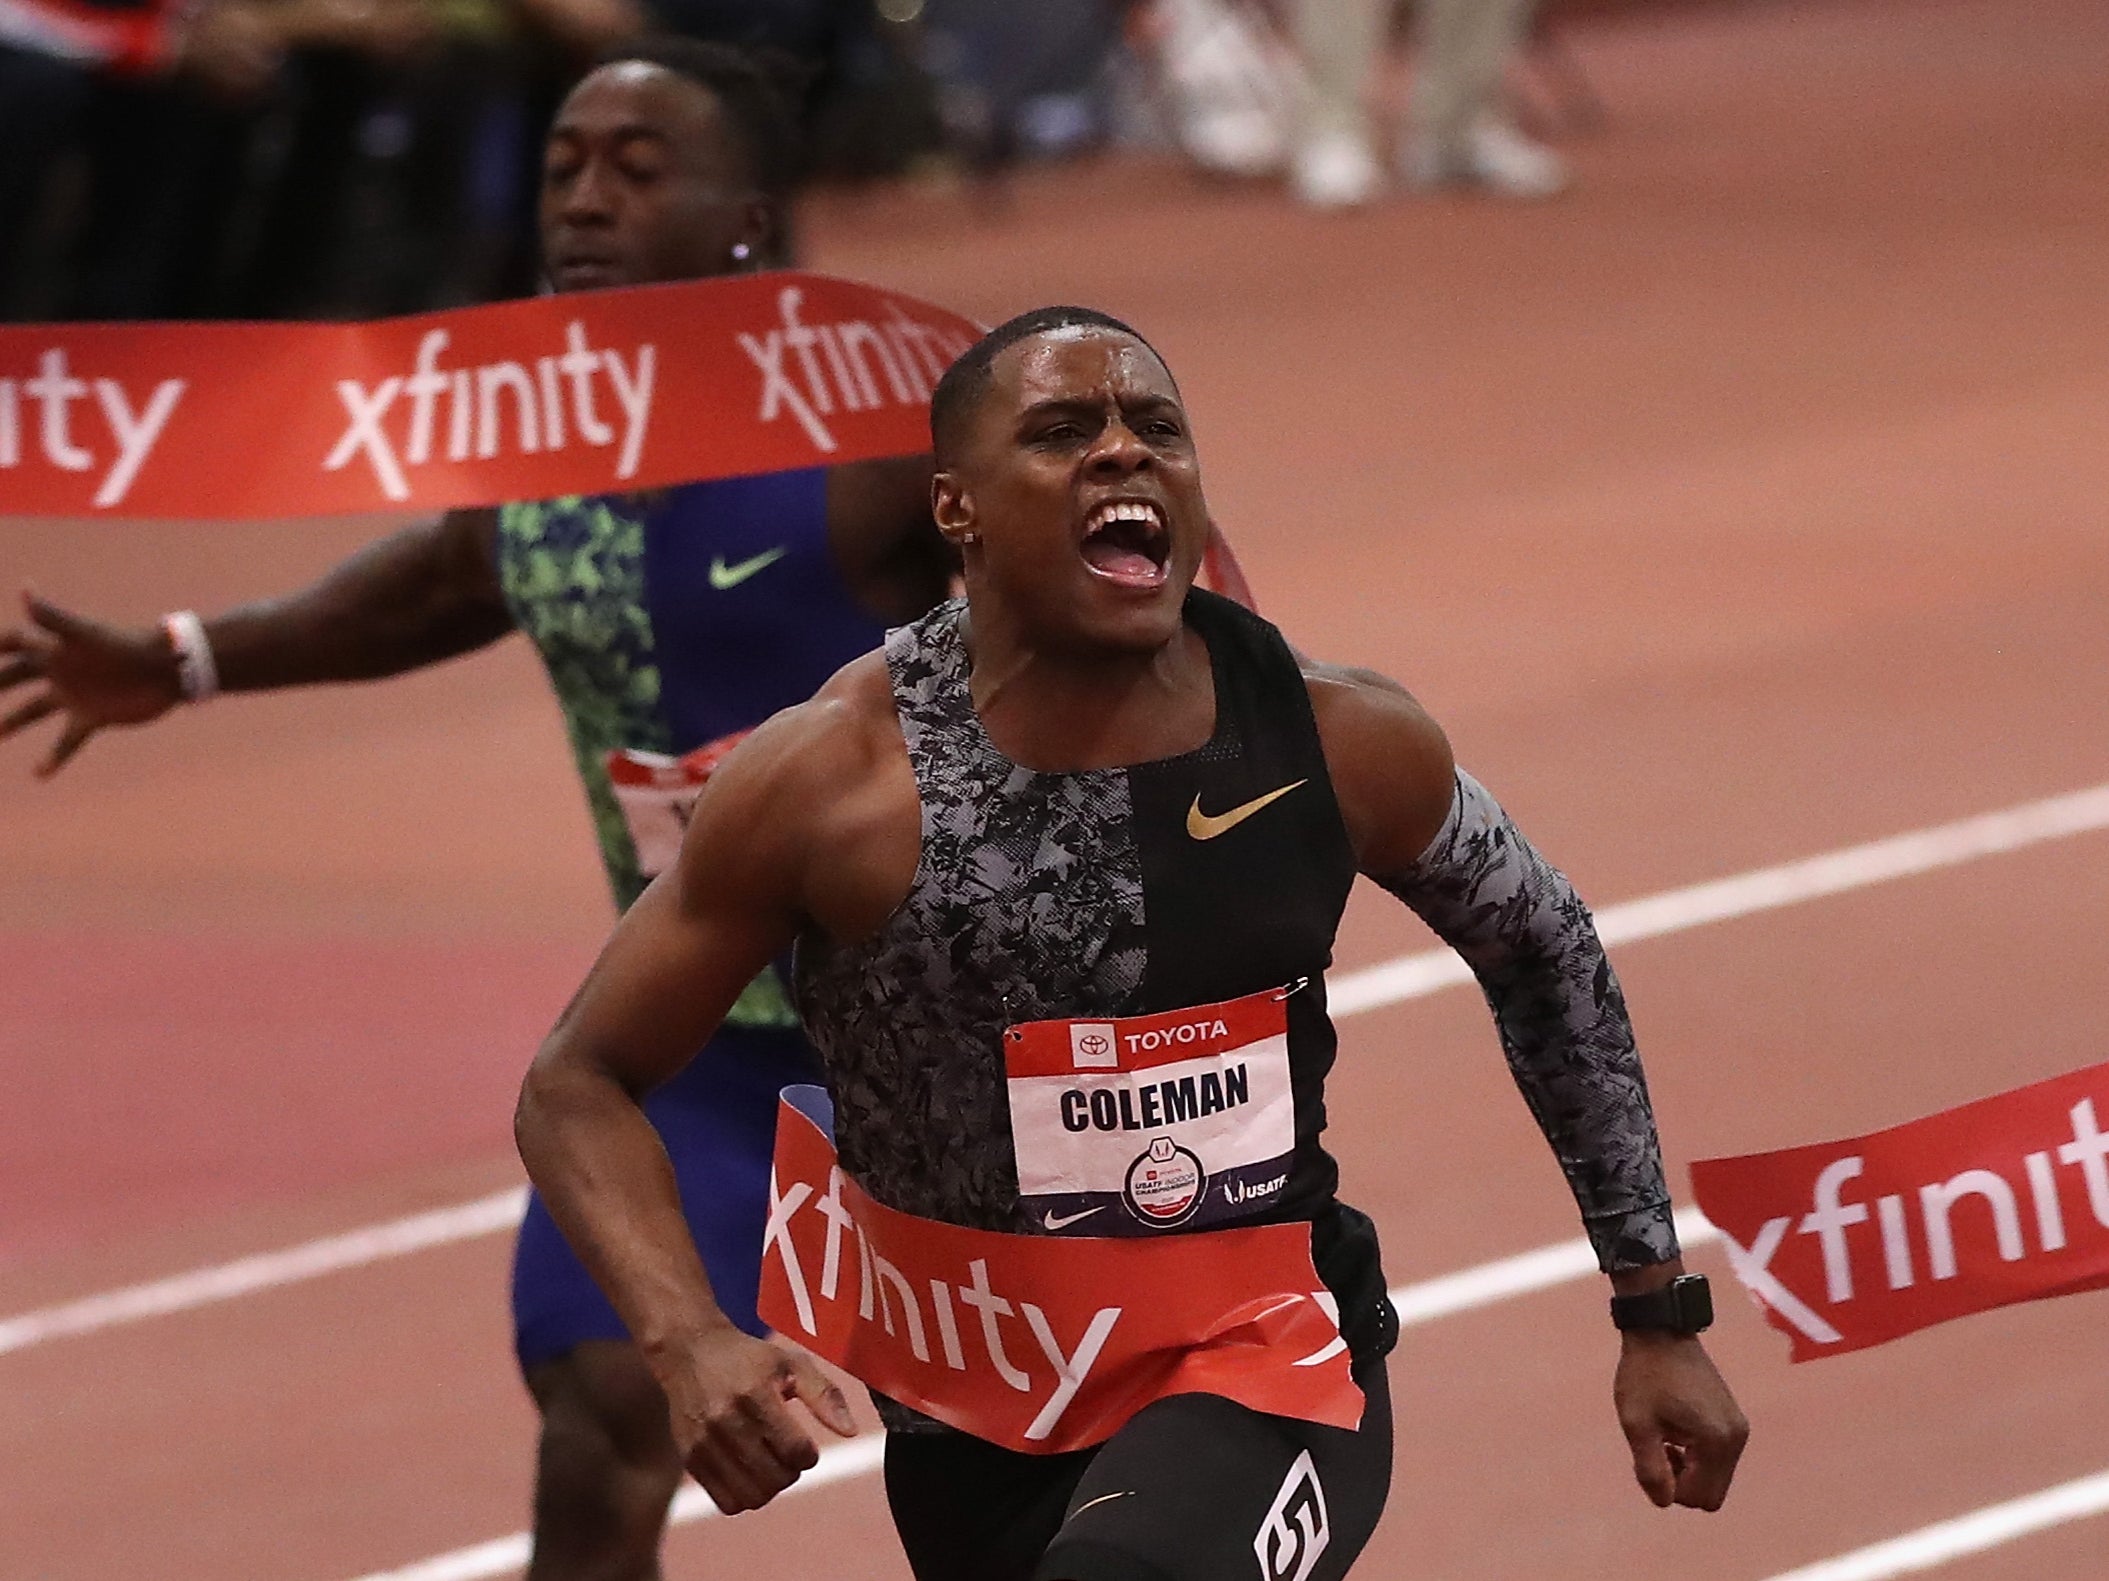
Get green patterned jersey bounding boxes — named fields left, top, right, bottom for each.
left=496, top=493, right=799, bottom=1030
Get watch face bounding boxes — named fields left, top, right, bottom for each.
left=1673, top=1275, right=1714, bottom=1332
left=1614, top=1274, right=1713, bottom=1333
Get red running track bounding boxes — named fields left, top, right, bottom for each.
left=4, top=0, right=2109, bottom=1575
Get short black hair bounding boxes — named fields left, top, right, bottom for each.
left=930, top=305, right=1174, bottom=466
left=590, top=37, right=808, bottom=206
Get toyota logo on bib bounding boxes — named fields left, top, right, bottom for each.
left=1070, top=1022, right=1119, bottom=1070
left=1125, top=1138, right=1206, bottom=1226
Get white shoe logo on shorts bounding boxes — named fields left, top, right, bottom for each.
left=1043, top=1205, right=1105, bottom=1232
left=1254, top=1449, right=1329, bottom=1581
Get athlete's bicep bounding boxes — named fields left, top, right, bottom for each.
left=546, top=877, right=792, bottom=1094
left=539, top=725, right=813, bottom=1093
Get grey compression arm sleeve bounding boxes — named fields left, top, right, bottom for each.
left=1376, top=770, right=1679, bottom=1270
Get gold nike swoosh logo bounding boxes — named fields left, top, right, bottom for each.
left=1185, top=779, right=1307, bottom=841
left=708, top=546, right=788, bottom=590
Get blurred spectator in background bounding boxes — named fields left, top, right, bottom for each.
left=1142, top=0, right=1298, bottom=179
left=1295, top=0, right=1565, bottom=206
left=1, top=0, right=516, bottom=320
left=912, top=0, right=1125, bottom=172
left=1287, top=0, right=1383, bottom=203
left=1140, top=0, right=1567, bottom=208
left=0, top=0, right=907, bottom=322
left=1399, top=0, right=1564, bottom=196
left=2, top=0, right=1575, bottom=324
left=0, top=0, right=276, bottom=316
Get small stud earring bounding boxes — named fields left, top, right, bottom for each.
left=960, top=531, right=978, bottom=545
left=731, top=241, right=752, bottom=264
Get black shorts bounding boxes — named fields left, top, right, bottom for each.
left=883, top=1353, right=1392, bottom=1581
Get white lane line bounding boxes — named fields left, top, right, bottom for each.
left=1758, top=1468, right=2109, bottom=1581
left=355, top=1440, right=892, bottom=1581
left=341, top=1206, right=1726, bottom=1581
left=0, top=1190, right=527, bottom=1360
left=1329, top=779, right=2109, bottom=1017
left=1391, top=1203, right=1718, bottom=1326
left=7, top=780, right=2109, bottom=1362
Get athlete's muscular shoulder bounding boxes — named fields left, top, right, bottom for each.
left=1303, top=660, right=1457, bottom=874
left=678, top=648, right=920, bottom=943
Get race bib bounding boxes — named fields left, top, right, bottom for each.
left=605, top=731, right=751, bottom=880
left=760, top=1086, right=1361, bottom=1455
left=1005, top=987, right=1298, bottom=1237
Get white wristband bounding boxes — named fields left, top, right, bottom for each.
left=161, top=611, right=220, bottom=702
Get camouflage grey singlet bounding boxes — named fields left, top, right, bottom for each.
left=792, top=591, right=1398, bottom=1374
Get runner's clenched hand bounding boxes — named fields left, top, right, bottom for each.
left=1613, top=1331, right=1749, bottom=1510
left=661, top=1326, right=857, bottom=1514
left=0, top=592, right=184, bottom=777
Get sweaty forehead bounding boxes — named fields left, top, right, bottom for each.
left=997, top=329, right=1178, bottom=410
left=555, top=63, right=729, bottom=149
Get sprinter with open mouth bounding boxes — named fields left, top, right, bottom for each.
left=515, top=305, right=1750, bottom=1581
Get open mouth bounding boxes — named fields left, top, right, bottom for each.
left=1079, top=499, right=1171, bottom=590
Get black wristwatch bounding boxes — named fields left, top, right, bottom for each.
left=1609, top=1273, right=1713, bottom=1335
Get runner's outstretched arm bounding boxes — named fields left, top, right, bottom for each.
left=1309, top=662, right=1749, bottom=1513
left=0, top=507, right=513, bottom=775
left=518, top=678, right=899, bottom=1513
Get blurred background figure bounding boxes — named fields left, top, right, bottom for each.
left=1292, top=0, right=1565, bottom=207
left=1131, top=0, right=1570, bottom=209
left=1287, top=0, right=1384, bottom=204
left=1140, top=0, right=1298, bottom=179
left=902, top=0, right=1126, bottom=177
left=1399, top=0, right=1565, bottom=196
left=0, top=0, right=279, bottom=318
left=0, top=0, right=1578, bottom=327
left=0, top=0, right=519, bottom=321
left=0, top=0, right=926, bottom=322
